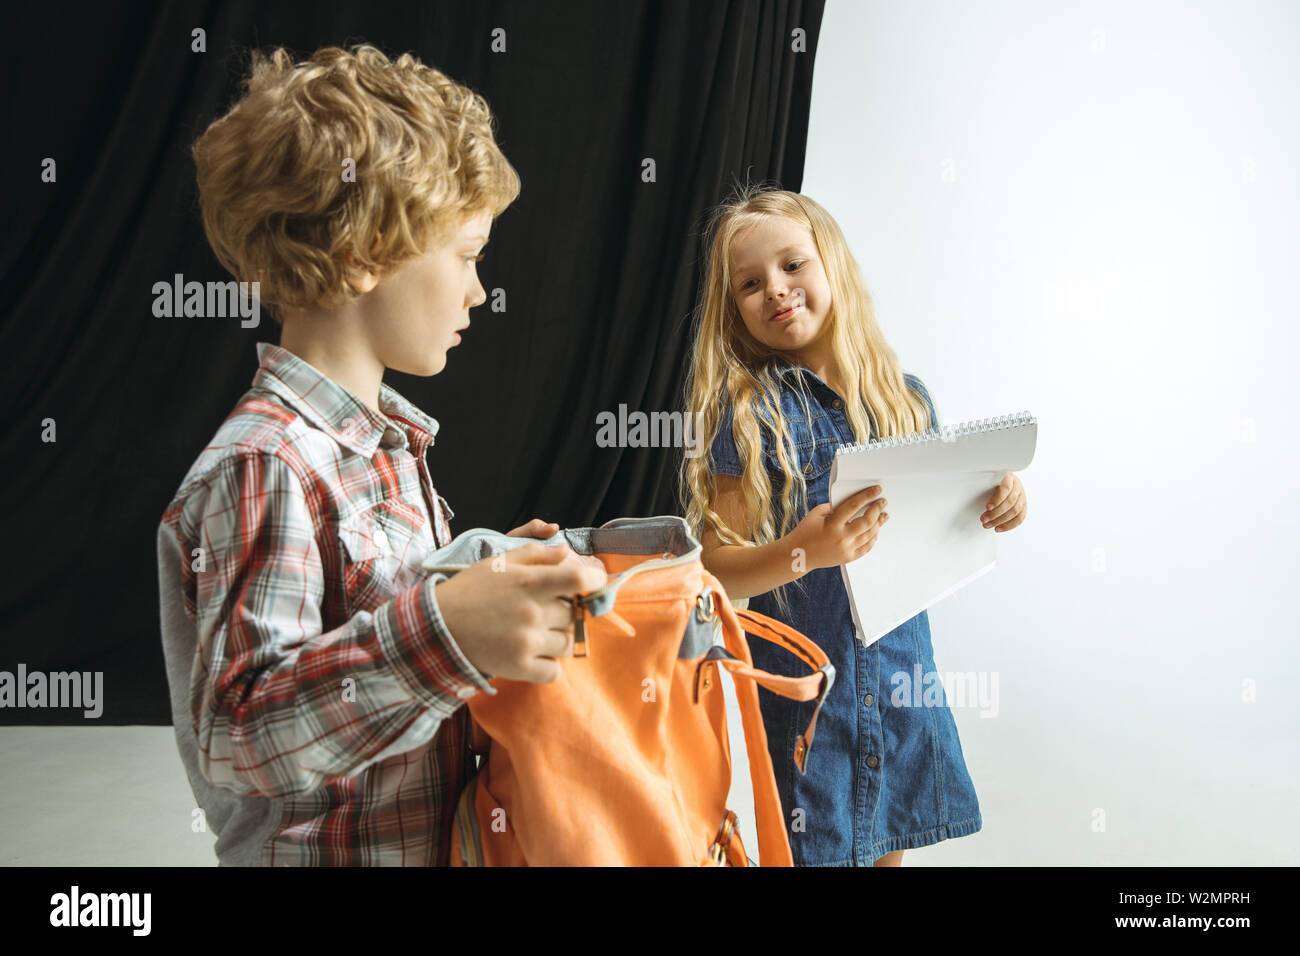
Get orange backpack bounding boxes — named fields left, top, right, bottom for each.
left=422, top=516, right=834, bottom=866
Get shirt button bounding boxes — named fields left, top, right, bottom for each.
left=866, top=754, right=879, bottom=768
left=863, top=694, right=874, bottom=707
left=831, top=398, right=844, bottom=410
left=802, top=461, right=813, bottom=475
left=456, top=686, right=476, bottom=700
left=373, top=528, right=390, bottom=551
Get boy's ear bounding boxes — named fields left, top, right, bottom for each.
left=345, top=268, right=381, bottom=295
left=344, top=232, right=385, bottom=294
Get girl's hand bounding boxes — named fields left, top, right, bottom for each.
left=507, top=519, right=560, bottom=539
left=790, top=485, right=889, bottom=571
left=981, top=472, right=1027, bottom=532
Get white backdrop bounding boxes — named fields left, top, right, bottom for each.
left=787, top=0, right=1300, bottom=865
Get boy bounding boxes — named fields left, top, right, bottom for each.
left=156, top=44, right=604, bottom=865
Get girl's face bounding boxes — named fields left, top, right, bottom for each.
left=727, top=216, right=833, bottom=362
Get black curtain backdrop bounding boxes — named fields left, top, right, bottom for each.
left=1, top=0, right=825, bottom=723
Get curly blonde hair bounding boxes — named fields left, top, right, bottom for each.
left=191, top=44, right=521, bottom=321
left=679, top=185, right=933, bottom=615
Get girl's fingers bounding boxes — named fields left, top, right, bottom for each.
left=835, top=487, right=883, bottom=525
left=849, top=516, right=884, bottom=551
left=852, top=530, right=879, bottom=559
left=983, top=484, right=1022, bottom=526
left=995, top=501, right=1027, bottom=532
left=985, top=476, right=1009, bottom=507
left=985, top=473, right=1015, bottom=511
left=983, top=490, right=1018, bottom=526
left=846, top=499, right=886, bottom=530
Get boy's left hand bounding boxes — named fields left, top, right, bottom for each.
left=507, top=519, right=560, bottom=539
left=981, top=472, right=1027, bottom=532
left=505, top=519, right=607, bottom=576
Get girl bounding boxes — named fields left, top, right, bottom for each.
left=680, top=186, right=1027, bottom=866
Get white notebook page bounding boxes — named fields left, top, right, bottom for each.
left=828, top=413, right=1038, bottom=646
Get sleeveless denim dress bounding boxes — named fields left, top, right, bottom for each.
left=708, top=366, right=982, bottom=865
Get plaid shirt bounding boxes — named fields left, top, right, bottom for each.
left=156, top=342, right=495, bottom=866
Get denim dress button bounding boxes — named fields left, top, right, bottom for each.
left=863, top=693, right=874, bottom=707
left=831, top=398, right=844, bottom=410
left=866, top=754, right=879, bottom=768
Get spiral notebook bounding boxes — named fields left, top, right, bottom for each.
left=828, top=411, right=1038, bottom=646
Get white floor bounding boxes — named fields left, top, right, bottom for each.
left=3, top=694, right=1290, bottom=865
left=0, top=726, right=218, bottom=866
left=0, top=716, right=989, bottom=867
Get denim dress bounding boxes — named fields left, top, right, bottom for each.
left=708, top=365, right=982, bottom=865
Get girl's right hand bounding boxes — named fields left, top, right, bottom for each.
left=789, top=485, right=889, bottom=571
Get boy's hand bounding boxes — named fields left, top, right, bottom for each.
left=981, top=472, right=1027, bottom=532
left=432, top=541, right=608, bottom=684
left=789, top=485, right=889, bottom=572
left=503, top=519, right=605, bottom=573
left=506, top=518, right=559, bottom=538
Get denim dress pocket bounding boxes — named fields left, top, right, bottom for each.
left=337, top=498, right=430, bottom=613
left=801, top=436, right=840, bottom=509
left=762, top=414, right=838, bottom=494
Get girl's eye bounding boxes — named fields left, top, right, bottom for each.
left=738, top=261, right=804, bottom=289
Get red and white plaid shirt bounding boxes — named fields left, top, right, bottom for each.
left=156, top=342, right=495, bottom=866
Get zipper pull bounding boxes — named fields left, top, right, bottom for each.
left=571, top=593, right=589, bottom=657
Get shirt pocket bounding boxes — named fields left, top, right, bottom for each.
left=337, top=498, right=431, bottom=613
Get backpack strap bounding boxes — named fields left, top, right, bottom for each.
left=452, top=770, right=485, bottom=867
left=703, top=572, right=836, bottom=867
left=732, top=608, right=834, bottom=774
left=694, top=603, right=835, bottom=772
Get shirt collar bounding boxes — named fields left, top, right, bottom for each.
left=251, top=342, right=440, bottom=457
left=776, top=361, right=827, bottom=390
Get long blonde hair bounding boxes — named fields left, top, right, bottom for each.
left=679, top=184, right=933, bottom=614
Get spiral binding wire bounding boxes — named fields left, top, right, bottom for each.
left=834, top=410, right=1037, bottom=456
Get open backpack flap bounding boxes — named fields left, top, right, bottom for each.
left=423, top=516, right=835, bottom=867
